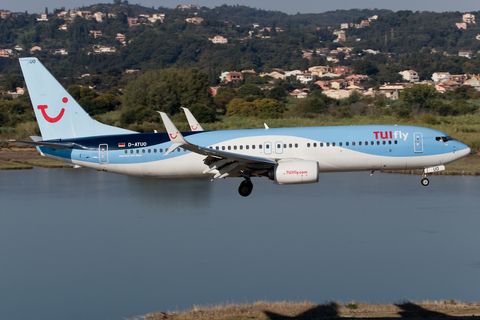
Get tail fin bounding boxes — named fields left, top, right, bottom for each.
left=19, top=58, right=135, bottom=141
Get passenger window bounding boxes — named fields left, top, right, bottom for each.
left=277, top=144, right=281, bottom=148
left=313, top=143, right=317, bottom=147
left=352, top=142, right=356, bottom=146
left=383, top=141, right=386, bottom=145
left=377, top=141, right=380, bottom=145
left=359, top=141, right=362, bottom=146
left=165, top=148, right=168, bottom=152
left=177, top=148, right=180, bottom=152
left=266, top=144, right=270, bottom=149
left=228, top=146, right=231, bottom=150
left=339, top=142, right=343, bottom=146
left=332, top=142, right=336, bottom=147
left=136, top=150, right=139, bottom=154
left=320, top=143, right=324, bottom=147
left=246, top=145, right=249, bottom=150
left=124, top=150, right=128, bottom=154
left=371, top=141, right=374, bottom=145
left=289, top=143, right=292, bottom=148
left=307, top=143, right=310, bottom=147
left=259, top=145, right=262, bottom=149
left=222, top=146, right=225, bottom=150
left=154, top=149, right=157, bottom=153
left=216, top=146, right=219, bottom=150
left=234, top=146, right=237, bottom=150
left=365, top=141, right=368, bottom=145
left=295, top=143, right=298, bottom=148
left=326, top=143, right=330, bottom=147
left=160, top=148, right=163, bottom=153
left=394, top=140, right=398, bottom=144
left=388, top=141, right=392, bottom=145
left=130, top=150, right=133, bottom=154
left=346, top=142, right=349, bottom=146
left=240, top=145, right=243, bottom=150
left=284, top=144, right=287, bottom=148
left=252, top=145, right=256, bottom=149
left=148, top=149, right=151, bottom=153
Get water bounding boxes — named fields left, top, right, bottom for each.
left=0, top=168, right=479, bottom=320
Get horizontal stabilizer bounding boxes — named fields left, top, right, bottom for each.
left=11, top=139, right=75, bottom=149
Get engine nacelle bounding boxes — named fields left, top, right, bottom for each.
left=270, top=160, right=319, bottom=185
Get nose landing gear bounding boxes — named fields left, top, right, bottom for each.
left=421, top=172, right=429, bottom=186
left=421, top=177, right=430, bottom=186
left=238, top=178, right=253, bottom=197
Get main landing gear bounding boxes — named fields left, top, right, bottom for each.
left=238, top=178, right=253, bottom=197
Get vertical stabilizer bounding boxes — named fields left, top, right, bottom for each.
left=19, top=58, right=136, bottom=140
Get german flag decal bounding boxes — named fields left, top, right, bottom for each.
left=118, top=143, right=125, bottom=147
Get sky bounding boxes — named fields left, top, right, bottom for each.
left=2, top=0, right=480, bottom=15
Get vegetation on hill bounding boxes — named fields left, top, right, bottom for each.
left=1, top=3, right=480, bottom=154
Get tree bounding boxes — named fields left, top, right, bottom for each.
left=122, top=68, right=213, bottom=115
left=235, top=84, right=264, bottom=99
left=400, top=84, right=439, bottom=110
left=267, top=86, right=288, bottom=101
left=226, top=98, right=285, bottom=118
left=189, top=103, right=216, bottom=123
left=353, top=60, right=379, bottom=75
left=4, top=75, right=22, bottom=92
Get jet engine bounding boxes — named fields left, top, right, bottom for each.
left=268, top=160, right=319, bottom=185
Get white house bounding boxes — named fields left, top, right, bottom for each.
left=399, top=70, right=419, bottom=83
left=432, top=72, right=451, bottom=82
left=93, top=12, right=105, bottom=22
left=463, top=13, right=475, bottom=24
left=459, top=50, right=473, bottom=58
left=209, top=35, right=228, bottom=44
left=296, top=72, right=316, bottom=84
left=284, top=70, right=303, bottom=77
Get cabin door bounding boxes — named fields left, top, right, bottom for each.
left=414, top=132, right=423, bottom=153
left=99, top=144, right=109, bottom=164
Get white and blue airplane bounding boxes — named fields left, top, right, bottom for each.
left=16, top=57, right=471, bottom=196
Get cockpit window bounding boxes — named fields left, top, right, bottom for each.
left=436, top=136, right=454, bottom=143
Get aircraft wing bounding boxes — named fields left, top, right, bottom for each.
left=181, top=107, right=204, bottom=131
left=159, top=112, right=276, bottom=179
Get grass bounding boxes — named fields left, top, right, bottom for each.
left=144, top=300, right=480, bottom=320
left=11, top=158, right=71, bottom=168
left=0, top=160, right=33, bottom=170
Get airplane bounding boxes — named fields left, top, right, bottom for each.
left=15, top=57, right=471, bottom=197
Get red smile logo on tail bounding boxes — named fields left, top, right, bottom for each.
left=169, top=132, right=178, bottom=139
left=37, top=105, right=65, bottom=123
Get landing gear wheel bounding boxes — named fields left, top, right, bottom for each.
left=238, top=180, right=253, bottom=197
left=421, top=178, right=430, bottom=186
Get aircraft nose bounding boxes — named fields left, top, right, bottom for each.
left=456, top=143, right=471, bottom=160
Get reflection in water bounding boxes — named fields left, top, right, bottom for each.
left=0, top=168, right=480, bottom=320
left=124, top=176, right=213, bottom=209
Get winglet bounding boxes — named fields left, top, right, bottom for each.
left=158, top=112, right=188, bottom=155
left=181, top=107, right=204, bottom=131
left=264, top=123, right=269, bottom=130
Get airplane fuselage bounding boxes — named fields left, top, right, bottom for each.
left=38, top=125, right=469, bottom=179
